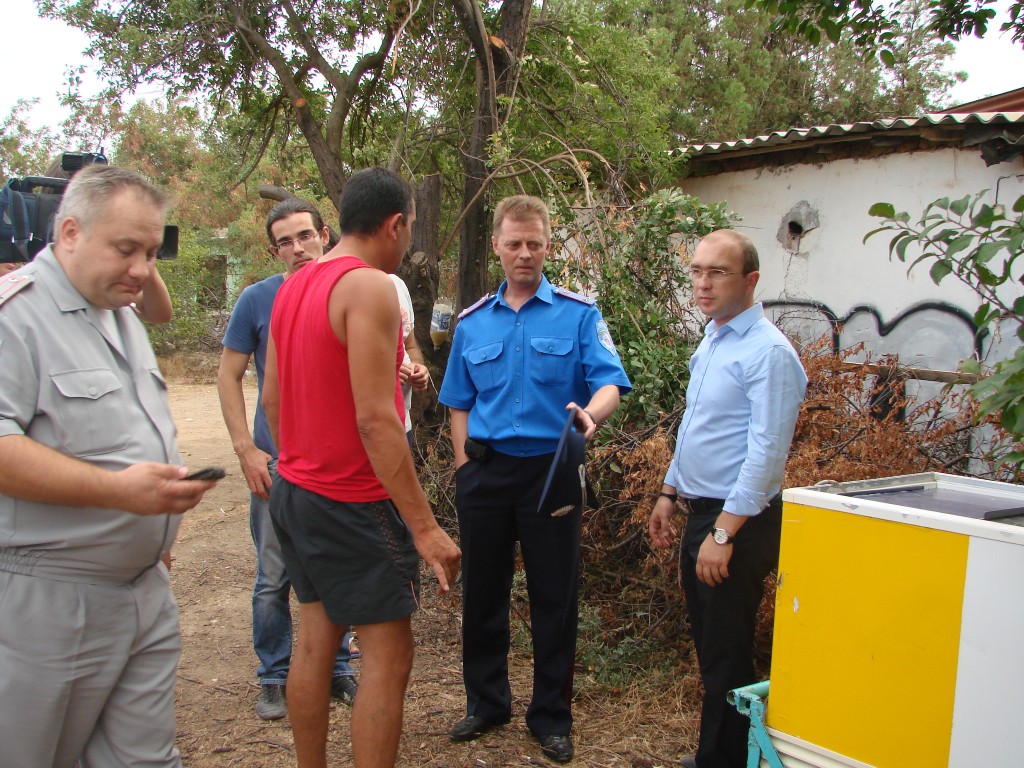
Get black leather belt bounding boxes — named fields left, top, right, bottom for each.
left=685, top=497, right=725, bottom=514
left=685, top=494, right=782, bottom=515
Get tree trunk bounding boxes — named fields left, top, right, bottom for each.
left=400, top=174, right=446, bottom=436
left=451, top=0, right=534, bottom=313
left=457, top=78, right=493, bottom=313
left=401, top=174, right=443, bottom=368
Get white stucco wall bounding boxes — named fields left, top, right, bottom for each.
left=681, top=147, right=1024, bottom=370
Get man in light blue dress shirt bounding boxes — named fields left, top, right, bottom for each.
left=649, top=229, right=807, bottom=768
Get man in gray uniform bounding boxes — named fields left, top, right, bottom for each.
left=0, top=165, right=219, bottom=768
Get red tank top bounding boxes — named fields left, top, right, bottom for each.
left=271, top=255, right=404, bottom=501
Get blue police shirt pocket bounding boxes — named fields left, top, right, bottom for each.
left=50, top=368, right=131, bottom=456
left=530, top=336, right=574, bottom=386
left=466, top=340, right=504, bottom=393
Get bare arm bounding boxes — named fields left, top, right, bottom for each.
left=133, top=265, right=173, bottom=324
left=405, top=327, right=426, bottom=366
left=403, top=327, right=430, bottom=391
left=450, top=408, right=470, bottom=468
left=567, top=383, right=622, bottom=440
left=262, top=334, right=281, bottom=450
left=0, top=434, right=215, bottom=515
left=217, top=347, right=272, bottom=499
left=335, top=270, right=460, bottom=592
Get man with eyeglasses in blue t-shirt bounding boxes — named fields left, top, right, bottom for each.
left=218, top=198, right=358, bottom=720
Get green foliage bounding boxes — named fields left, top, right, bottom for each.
left=145, top=229, right=224, bottom=354
left=34, top=0, right=963, bottom=305
left=574, top=599, right=676, bottom=689
left=29, top=0, right=965, bottom=368
left=110, top=99, right=252, bottom=230
left=0, top=100, right=59, bottom=179
left=504, top=567, right=674, bottom=689
left=546, top=188, right=738, bottom=427
left=970, top=346, right=1024, bottom=465
left=750, top=0, right=1023, bottom=51
left=866, top=190, right=1024, bottom=474
left=661, top=0, right=961, bottom=144
left=507, top=0, right=682, bottom=186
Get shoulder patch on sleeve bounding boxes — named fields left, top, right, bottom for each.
left=554, top=286, right=596, bottom=305
left=596, top=318, right=620, bottom=357
left=458, top=293, right=495, bottom=319
left=0, top=273, right=33, bottom=308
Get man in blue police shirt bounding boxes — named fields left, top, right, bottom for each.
left=439, top=195, right=631, bottom=763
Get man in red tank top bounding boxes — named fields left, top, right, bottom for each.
left=262, top=167, right=461, bottom=768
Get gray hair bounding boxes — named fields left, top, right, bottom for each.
left=55, top=166, right=169, bottom=239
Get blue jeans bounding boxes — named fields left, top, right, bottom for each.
left=251, top=460, right=354, bottom=684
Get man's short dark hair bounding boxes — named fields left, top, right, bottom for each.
left=266, top=198, right=326, bottom=246
left=339, top=168, right=413, bottom=237
left=704, top=229, right=760, bottom=274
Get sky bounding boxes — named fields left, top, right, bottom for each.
left=4, top=0, right=1024, bottom=137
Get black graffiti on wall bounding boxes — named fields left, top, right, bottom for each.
left=763, top=299, right=986, bottom=361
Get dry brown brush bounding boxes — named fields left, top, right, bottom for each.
left=409, top=332, right=1017, bottom=755
left=576, top=335, right=1015, bottom=681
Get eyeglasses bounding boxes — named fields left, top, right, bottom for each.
left=274, top=231, right=320, bottom=252
left=688, top=266, right=744, bottom=282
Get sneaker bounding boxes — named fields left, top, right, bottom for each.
left=331, top=674, right=358, bottom=705
left=256, top=684, right=287, bottom=720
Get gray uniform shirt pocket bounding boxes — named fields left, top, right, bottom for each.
left=49, top=368, right=131, bottom=456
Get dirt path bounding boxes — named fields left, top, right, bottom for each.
left=167, top=381, right=698, bottom=767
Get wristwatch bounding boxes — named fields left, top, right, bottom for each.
left=711, top=527, right=734, bottom=545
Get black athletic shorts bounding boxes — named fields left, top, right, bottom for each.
left=269, top=476, right=421, bottom=625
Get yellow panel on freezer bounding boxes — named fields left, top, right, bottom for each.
left=767, top=501, right=969, bottom=768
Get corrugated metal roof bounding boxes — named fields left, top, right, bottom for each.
left=682, top=112, right=1024, bottom=158
left=945, top=87, right=1024, bottom=114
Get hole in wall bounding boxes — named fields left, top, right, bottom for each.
left=778, top=201, right=819, bottom=252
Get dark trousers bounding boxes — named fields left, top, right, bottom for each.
left=454, top=451, right=582, bottom=737
left=680, top=496, right=782, bottom=768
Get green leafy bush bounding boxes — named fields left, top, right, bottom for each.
left=146, top=228, right=227, bottom=354
left=866, top=190, right=1024, bottom=474
left=546, top=188, right=737, bottom=427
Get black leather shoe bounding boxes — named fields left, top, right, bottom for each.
left=330, top=675, right=358, bottom=705
left=448, top=715, right=509, bottom=741
left=538, top=734, right=574, bottom=763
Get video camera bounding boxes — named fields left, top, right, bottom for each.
left=0, top=150, right=178, bottom=263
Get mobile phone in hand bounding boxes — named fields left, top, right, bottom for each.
left=182, top=466, right=226, bottom=481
